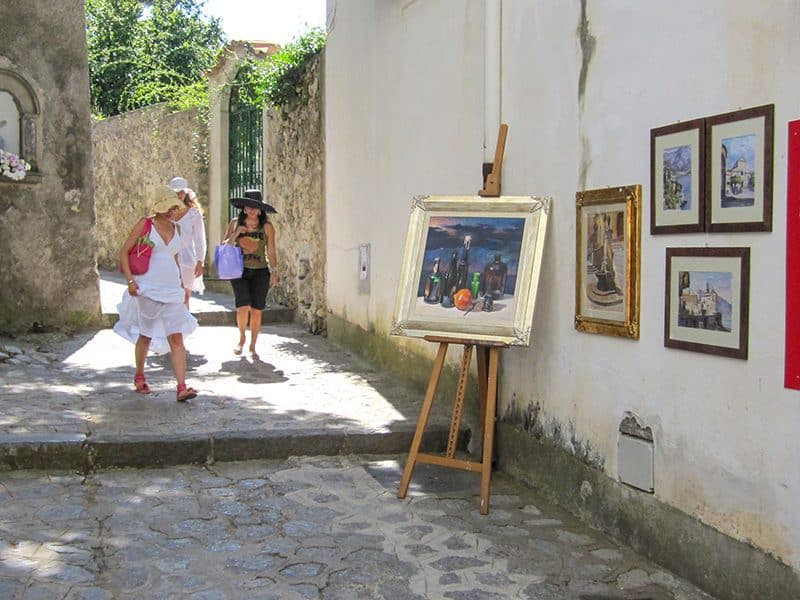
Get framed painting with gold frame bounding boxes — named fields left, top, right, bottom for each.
left=390, top=195, right=550, bottom=346
left=575, top=185, right=641, bottom=338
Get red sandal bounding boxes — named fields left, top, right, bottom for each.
left=133, top=373, right=151, bottom=394
left=176, top=383, right=198, bottom=402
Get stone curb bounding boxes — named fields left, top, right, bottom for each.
left=100, top=306, right=295, bottom=328
left=0, top=425, right=459, bottom=472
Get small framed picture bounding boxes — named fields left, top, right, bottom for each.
left=575, top=185, right=641, bottom=339
left=705, top=104, right=774, bottom=232
left=650, top=118, right=705, bottom=234
left=664, top=247, right=750, bottom=359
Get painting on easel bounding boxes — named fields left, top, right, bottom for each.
left=391, top=195, right=550, bottom=346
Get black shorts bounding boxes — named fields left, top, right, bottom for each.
left=231, top=267, right=271, bottom=310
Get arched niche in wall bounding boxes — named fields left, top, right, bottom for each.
left=0, top=67, right=41, bottom=171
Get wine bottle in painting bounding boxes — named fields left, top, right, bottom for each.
left=483, top=253, right=508, bottom=299
left=456, top=235, right=471, bottom=291
left=442, top=250, right=459, bottom=303
left=423, top=257, right=441, bottom=303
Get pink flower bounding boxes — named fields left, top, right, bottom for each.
left=0, top=149, right=31, bottom=181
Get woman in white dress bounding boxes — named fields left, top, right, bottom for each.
left=171, top=186, right=206, bottom=306
left=116, top=185, right=199, bottom=402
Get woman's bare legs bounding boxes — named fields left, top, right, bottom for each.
left=235, top=306, right=249, bottom=354
left=166, top=333, right=187, bottom=387
left=168, top=333, right=197, bottom=401
left=135, top=335, right=151, bottom=376
left=134, top=335, right=152, bottom=393
left=249, top=307, right=262, bottom=357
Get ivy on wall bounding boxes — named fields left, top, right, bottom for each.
left=234, top=28, right=326, bottom=111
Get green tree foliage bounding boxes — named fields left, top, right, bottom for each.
left=236, top=28, right=326, bottom=111
left=86, top=0, right=225, bottom=117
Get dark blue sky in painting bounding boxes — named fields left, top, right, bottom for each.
left=418, top=216, right=525, bottom=295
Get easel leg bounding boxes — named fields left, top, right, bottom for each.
left=476, top=345, right=488, bottom=450
left=446, top=344, right=473, bottom=458
left=397, top=342, right=449, bottom=499
left=479, top=347, right=500, bottom=514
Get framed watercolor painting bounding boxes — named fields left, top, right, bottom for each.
left=650, top=118, right=705, bottom=234
left=575, top=185, right=641, bottom=338
left=390, top=195, right=550, bottom=346
left=664, top=247, right=750, bottom=359
left=705, top=104, right=773, bottom=232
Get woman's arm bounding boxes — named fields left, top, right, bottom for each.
left=118, top=217, right=148, bottom=295
left=191, top=208, right=207, bottom=275
left=222, top=218, right=239, bottom=245
left=265, top=221, right=279, bottom=284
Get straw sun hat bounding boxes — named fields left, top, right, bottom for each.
left=151, top=185, right=180, bottom=214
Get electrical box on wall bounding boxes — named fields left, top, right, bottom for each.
left=618, top=433, right=654, bottom=493
left=358, top=243, right=370, bottom=294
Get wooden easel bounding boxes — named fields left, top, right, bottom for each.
left=479, top=123, right=508, bottom=197
left=397, top=336, right=508, bottom=514
left=398, top=124, right=510, bottom=514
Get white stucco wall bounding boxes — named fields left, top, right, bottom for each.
left=325, top=0, right=800, bottom=571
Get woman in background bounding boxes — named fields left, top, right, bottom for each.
left=169, top=176, right=206, bottom=306
left=221, top=189, right=279, bottom=360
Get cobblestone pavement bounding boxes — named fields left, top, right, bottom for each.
left=0, top=455, right=715, bottom=599
left=0, top=324, right=453, bottom=468
left=0, top=273, right=717, bottom=598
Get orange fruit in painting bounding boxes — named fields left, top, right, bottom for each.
left=454, top=288, right=472, bottom=310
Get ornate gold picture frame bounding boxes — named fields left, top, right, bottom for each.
left=575, top=185, right=641, bottom=338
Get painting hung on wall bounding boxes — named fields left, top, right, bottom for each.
left=705, top=104, right=773, bottom=232
left=664, top=247, right=750, bottom=359
left=575, top=185, right=641, bottom=338
left=650, top=118, right=705, bottom=234
left=391, top=195, right=550, bottom=346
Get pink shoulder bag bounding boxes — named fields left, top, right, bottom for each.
left=126, top=217, right=154, bottom=275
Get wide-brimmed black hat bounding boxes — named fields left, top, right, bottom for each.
left=229, top=189, right=277, bottom=213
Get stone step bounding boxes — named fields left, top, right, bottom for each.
left=101, top=306, right=295, bottom=328
left=0, top=426, right=462, bottom=472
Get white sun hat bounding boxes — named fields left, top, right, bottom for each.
left=169, top=176, right=188, bottom=192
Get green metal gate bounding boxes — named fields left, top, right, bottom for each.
left=228, top=103, right=263, bottom=219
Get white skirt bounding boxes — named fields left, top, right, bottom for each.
left=180, top=264, right=205, bottom=294
left=114, top=293, right=198, bottom=354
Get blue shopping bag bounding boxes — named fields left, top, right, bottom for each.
left=214, top=244, right=244, bottom=279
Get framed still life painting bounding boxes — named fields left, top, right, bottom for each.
left=664, top=247, right=750, bottom=359
left=575, top=185, right=641, bottom=339
left=390, top=195, right=550, bottom=346
left=650, top=118, right=705, bottom=234
left=705, top=104, right=773, bottom=232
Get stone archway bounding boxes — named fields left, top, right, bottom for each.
left=206, top=41, right=277, bottom=270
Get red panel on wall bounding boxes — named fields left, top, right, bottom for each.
left=785, top=120, right=800, bottom=389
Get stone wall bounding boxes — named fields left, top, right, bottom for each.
left=92, top=104, right=209, bottom=270
left=0, top=0, right=98, bottom=333
left=264, top=55, right=326, bottom=334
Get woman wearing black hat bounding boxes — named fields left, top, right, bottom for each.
left=222, top=189, right=280, bottom=359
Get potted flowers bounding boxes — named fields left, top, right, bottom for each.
left=0, top=149, right=32, bottom=181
